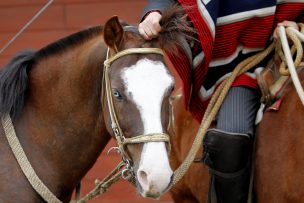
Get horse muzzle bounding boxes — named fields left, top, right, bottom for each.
left=132, top=138, right=173, bottom=199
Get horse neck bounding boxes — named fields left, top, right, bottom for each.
left=15, top=36, right=111, bottom=200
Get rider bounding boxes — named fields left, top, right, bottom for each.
left=139, top=0, right=303, bottom=202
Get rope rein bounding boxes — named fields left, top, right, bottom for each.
left=1, top=115, right=62, bottom=203
left=70, top=162, right=125, bottom=203
left=1, top=24, right=303, bottom=202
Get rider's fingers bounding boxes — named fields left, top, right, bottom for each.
left=273, top=20, right=299, bottom=39
left=138, top=24, right=152, bottom=40
left=278, top=20, right=299, bottom=30
left=139, top=21, right=159, bottom=39
left=145, top=23, right=159, bottom=38
left=150, top=22, right=161, bottom=37
left=139, top=11, right=162, bottom=40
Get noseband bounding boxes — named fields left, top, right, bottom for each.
left=103, top=47, right=171, bottom=178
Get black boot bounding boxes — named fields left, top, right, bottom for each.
left=202, top=129, right=252, bottom=203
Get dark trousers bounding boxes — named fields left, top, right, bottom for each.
left=203, top=86, right=260, bottom=203
left=215, top=86, right=260, bottom=136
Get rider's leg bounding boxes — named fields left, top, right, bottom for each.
left=202, top=86, right=260, bottom=203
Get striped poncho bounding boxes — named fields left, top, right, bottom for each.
left=168, top=0, right=304, bottom=121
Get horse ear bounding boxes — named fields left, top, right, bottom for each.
left=104, top=16, right=124, bottom=50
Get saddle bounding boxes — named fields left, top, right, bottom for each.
left=257, top=54, right=304, bottom=108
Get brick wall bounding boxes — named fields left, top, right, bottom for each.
left=0, top=0, right=146, bottom=66
left=0, top=1, right=173, bottom=202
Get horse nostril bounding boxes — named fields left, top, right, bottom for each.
left=138, top=169, right=149, bottom=187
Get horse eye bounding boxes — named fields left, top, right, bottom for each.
left=113, top=89, right=123, bottom=99
left=170, top=86, right=175, bottom=93
left=167, top=86, right=174, bottom=94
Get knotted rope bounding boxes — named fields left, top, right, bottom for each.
left=278, top=24, right=304, bottom=105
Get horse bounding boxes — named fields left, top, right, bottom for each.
left=255, top=69, right=304, bottom=202
left=168, top=88, right=209, bottom=203
left=168, top=55, right=304, bottom=202
left=0, top=5, right=192, bottom=202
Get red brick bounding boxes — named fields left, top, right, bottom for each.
left=0, top=4, right=65, bottom=32
left=56, top=0, right=141, bottom=5
left=0, top=33, right=12, bottom=51
left=65, top=2, right=146, bottom=29
left=55, top=0, right=104, bottom=4
left=0, top=30, right=73, bottom=59
left=0, top=0, right=43, bottom=7
left=0, top=57, right=10, bottom=68
left=0, top=0, right=141, bottom=6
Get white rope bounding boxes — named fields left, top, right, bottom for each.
left=0, top=0, right=54, bottom=55
left=278, top=26, right=304, bottom=105
left=290, top=27, right=304, bottom=42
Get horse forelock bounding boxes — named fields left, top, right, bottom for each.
left=158, top=4, right=196, bottom=54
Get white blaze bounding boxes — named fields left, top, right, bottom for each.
left=121, top=58, right=174, bottom=196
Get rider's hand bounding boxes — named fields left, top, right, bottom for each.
left=139, top=11, right=162, bottom=40
left=273, top=20, right=299, bottom=39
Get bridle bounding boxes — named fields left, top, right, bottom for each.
left=103, top=47, right=171, bottom=179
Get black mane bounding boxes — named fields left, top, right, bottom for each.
left=0, top=26, right=103, bottom=120
left=36, top=26, right=103, bottom=59
left=0, top=50, right=35, bottom=120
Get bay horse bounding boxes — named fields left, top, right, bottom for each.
left=0, top=5, right=192, bottom=202
left=255, top=69, right=304, bottom=202
left=168, top=54, right=304, bottom=202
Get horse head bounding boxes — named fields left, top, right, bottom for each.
left=100, top=4, right=193, bottom=198
left=102, top=16, right=174, bottom=198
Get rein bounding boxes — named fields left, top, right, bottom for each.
left=1, top=114, right=62, bottom=203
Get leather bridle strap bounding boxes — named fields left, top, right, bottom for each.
left=124, top=133, right=171, bottom=154
left=104, top=48, right=164, bottom=68
left=103, top=47, right=170, bottom=163
left=124, top=133, right=171, bottom=152
left=123, top=133, right=170, bottom=144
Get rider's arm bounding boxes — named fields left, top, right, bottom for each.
left=141, top=0, right=176, bottom=21
left=139, top=0, right=176, bottom=40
